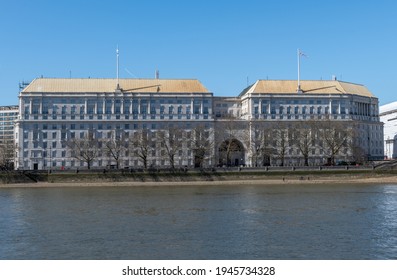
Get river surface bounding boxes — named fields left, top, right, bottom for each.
left=0, top=183, right=396, bottom=259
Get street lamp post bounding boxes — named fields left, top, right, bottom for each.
left=48, top=146, right=52, bottom=174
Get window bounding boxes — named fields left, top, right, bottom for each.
left=194, top=104, right=200, bottom=114
left=71, top=106, right=76, bottom=119
left=114, top=100, right=121, bottom=114
left=97, top=102, right=103, bottom=114
left=150, top=105, right=156, bottom=115
left=279, top=106, right=284, bottom=114
left=105, top=100, right=112, bottom=114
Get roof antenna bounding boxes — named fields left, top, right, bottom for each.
left=116, top=45, right=120, bottom=90
left=155, top=68, right=159, bottom=79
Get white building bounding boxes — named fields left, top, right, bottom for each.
left=0, top=105, right=18, bottom=144
left=0, top=105, right=19, bottom=169
left=219, top=80, right=384, bottom=166
left=380, top=101, right=397, bottom=159
left=15, top=78, right=214, bottom=170
left=15, top=78, right=384, bottom=170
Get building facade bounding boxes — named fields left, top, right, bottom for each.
left=236, top=80, right=384, bottom=165
left=380, top=101, right=397, bottom=159
left=15, top=78, right=384, bottom=170
left=0, top=105, right=18, bottom=169
left=15, top=78, right=214, bottom=170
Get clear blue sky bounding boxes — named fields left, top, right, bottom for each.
left=1, top=0, right=396, bottom=106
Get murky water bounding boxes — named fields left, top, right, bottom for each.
left=0, top=184, right=396, bottom=259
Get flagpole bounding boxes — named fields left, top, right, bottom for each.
left=297, top=48, right=302, bottom=93
left=116, top=46, right=120, bottom=90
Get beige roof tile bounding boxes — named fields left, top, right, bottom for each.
left=245, top=80, right=374, bottom=97
left=22, top=78, right=210, bottom=94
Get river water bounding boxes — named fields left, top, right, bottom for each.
left=0, top=184, right=396, bottom=259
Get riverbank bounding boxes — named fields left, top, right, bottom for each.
left=1, top=170, right=397, bottom=188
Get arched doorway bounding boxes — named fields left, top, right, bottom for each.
left=218, top=139, right=245, bottom=167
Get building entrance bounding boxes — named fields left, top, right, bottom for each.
left=218, top=139, right=245, bottom=167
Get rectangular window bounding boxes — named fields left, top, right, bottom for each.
left=194, top=105, right=200, bottom=114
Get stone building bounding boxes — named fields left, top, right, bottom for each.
left=15, top=78, right=384, bottom=170
left=380, top=101, right=397, bottom=159
left=234, top=80, right=384, bottom=165
left=0, top=105, right=19, bottom=169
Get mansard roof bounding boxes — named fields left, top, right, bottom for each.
left=22, top=78, right=211, bottom=94
left=240, top=80, right=375, bottom=98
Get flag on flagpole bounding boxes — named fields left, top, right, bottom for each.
left=299, top=50, right=308, bottom=58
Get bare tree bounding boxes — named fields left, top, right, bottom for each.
left=249, top=120, right=273, bottom=167
left=130, top=128, right=152, bottom=169
left=191, top=124, right=215, bottom=168
left=349, top=124, right=367, bottom=164
left=0, top=140, right=16, bottom=170
left=271, top=121, right=290, bottom=166
left=158, top=126, right=183, bottom=170
left=103, top=129, right=128, bottom=169
left=291, top=120, right=317, bottom=166
left=66, top=131, right=99, bottom=169
left=315, top=119, right=351, bottom=165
